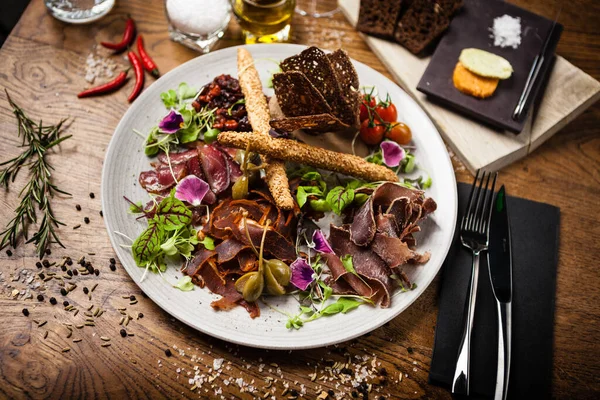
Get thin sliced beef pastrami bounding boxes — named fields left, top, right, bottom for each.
left=322, top=253, right=373, bottom=299
left=329, top=225, right=394, bottom=308
left=214, top=238, right=248, bottom=263
left=232, top=219, right=297, bottom=263
left=372, top=234, right=430, bottom=270
left=184, top=248, right=217, bottom=276
left=198, top=144, right=230, bottom=193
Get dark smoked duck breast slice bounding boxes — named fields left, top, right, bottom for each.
left=322, top=252, right=374, bottom=299
left=198, top=144, right=230, bottom=194
left=330, top=225, right=394, bottom=308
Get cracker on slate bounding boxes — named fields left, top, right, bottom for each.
left=270, top=114, right=348, bottom=133
left=272, top=71, right=332, bottom=117
left=326, top=49, right=361, bottom=128
left=279, top=47, right=342, bottom=114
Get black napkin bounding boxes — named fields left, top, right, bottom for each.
left=429, top=183, right=560, bottom=399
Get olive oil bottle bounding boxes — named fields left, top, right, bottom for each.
left=231, top=0, right=296, bottom=43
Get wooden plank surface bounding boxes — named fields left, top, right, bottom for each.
left=339, top=0, right=600, bottom=174
left=0, top=0, right=598, bottom=399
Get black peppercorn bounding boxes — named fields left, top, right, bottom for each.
left=61, top=265, right=67, bottom=271
left=165, top=349, right=172, bottom=357
left=120, top=329, right=127, bottom=338
left=94, top=269, right=99, bottom=276
left=6, top=249, right=12, bottom=256
left=63, top=301, right=69, bottom=307
left=138, top=313, right=144, bottom=318
left=351, top=391, right=358, bottom=398
left=39, top=273, right=45, bottom=280
left=22, top=308, right=29, bottom=316
left=42, top=260, right=50, bottom=268
left=45, top=248, right=51, bottom=255
left=49, top=297, right=57, bottom=305
left=89, top=192, right=95, bottom=199
left=72, top=269, right=78, bottom=276
left=109, top=257, right=116, bottom=264
left=37, top=294, right=44, bottom=302
left=84, top=217, right=90, bottom=224
left=129, top=295, right=136, bottom=301
left=36, top=261, right=42, bottom=269
left=79, top=257, right=86, bottom=266
left=60, top=288, right=67, bottom=296
left=83, top=287, right=89, bottom=294
left=109, top=264, right=116, bottom=271
left=76, top=204, right=81, bottom=211
left=99, top=210, right=103, bottom=217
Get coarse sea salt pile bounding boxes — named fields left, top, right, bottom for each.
left=489, top=14, right=522, bottom=49
left=166, top=0, right=230, bottom=37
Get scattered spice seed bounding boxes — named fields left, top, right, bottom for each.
left=97, top=310, right=104, bottom=317
left=91, top=283, right=98, bottom=292
left=6, top=249, right=12, bottom=256
left=93, top=308, right=100, bottom=317
left=22, top=308, right=29, bottom=316
left=62, top=347, right=70, bottom=353
left=43, top=331, right=48, bottom=339
left=67, top=330, right=72, bottom=338
left=119, top=316, right=125, bottom=325
left=63, top=301, right=69, bottom=307
left=49, top=297, right=57, bottom=305
left=87, top=304, right=94, bottom=311
left=127, top=333, right=134, bottom=337
left=165, top=349, right=172, bottom=357
left=88, top=252, right=96, bottom=256
left=76, top=204, right=81, bottom=211
left=129, top=295, right=136, bottom=301
left=83, top=287, right=89, bottom=294
left=61, top=264, right=67, bottom=271
left=60, top=288, right=67, bottom=296
left=101, top=343, right=111, bottom=347
left=351, top=391, right=358, bottom=398
left=73, top=224, right=81, bottom=230
left=85, top=322, right=95, bottom=327
left=74, top=310, right=79, bottom=316
left=84, top=217, right=90, bottom=224
left=45, top=248, right=51, bottom=255
left=328, top=389, right=335, bottom=396
left=67, top=270, right=73, bottom=276
left=36, top=261, right=43, bottom=269
left=39, top=273, right=45, bottom=280
left=85, top=318, right=94, bottom=323
left=138, top=313, right=144, bottom=319
left=94, top=269, right=99, bottom=276
left=78, top=256, right=85, bottom=265
left=100, top=336, right=110, bottom=342
left=99, top=210, right=103, bottom=217
left=37, top=294, right=44, bottom=302
left=66, top=257, right=72, bottom=264
left=76, top=324, right=84, bottom=329
left=130, top=300, right=138, bottom=305
left=89, top=192, right=95, bottom=199
left=290, top=389, right=298, bottom=397
left=110, top=264, right=116, bottom=271
left=72, top=269, right=78, bottom=276
left=38, top=321, right=47, bottom=327
left=84, top=311, right=93, bottom=317
left=73, top=338, right=82, bottom=343
left=120, top=329, right=127, bottom=337
left=42, top=260, right=50, bottom=268
left=110, top=258, right=116, bottom=264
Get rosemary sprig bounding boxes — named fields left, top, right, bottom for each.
left=0, top=90, right=72, bottom=257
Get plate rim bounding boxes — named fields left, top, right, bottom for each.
left=101, top=43, right=458, bottom=349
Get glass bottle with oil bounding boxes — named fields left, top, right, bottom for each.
left=231, top=0, right=296, bottom=44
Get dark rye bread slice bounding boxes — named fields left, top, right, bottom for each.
left=326, top=49, right=361, bottom=128
left=272, top=71, right=332, bottom=117
left=394, top=0, right=450, bottom=55
left=270, top=114, right=348, bottom=133
left=357, top=0, right=404, bottom=39
left=279, top=47, right=341, bottom=116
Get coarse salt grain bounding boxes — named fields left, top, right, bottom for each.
left=166, top=0, right=230, bottom=37
left=490, top=14, right=522, bottom=49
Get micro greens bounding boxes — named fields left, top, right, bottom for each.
left=174, top=276, right=195, bottom=291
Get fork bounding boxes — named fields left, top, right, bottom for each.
left=452, top=170, right=498, bottom=396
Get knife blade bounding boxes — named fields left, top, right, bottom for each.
left=487, top=185, right=513, bottom=400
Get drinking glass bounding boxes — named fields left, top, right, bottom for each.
left=231, top=0, right=296, bottom=44
left=295, top=0, right=339, bottom=18
left=45, top=0, right=115, bottom=24
left=165, top=0, right=231, bottom=53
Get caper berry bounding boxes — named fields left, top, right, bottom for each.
left=235, top=271, right=264, bottom=303
left=264, top=264, right=286, bottom=295
left=232, top=175, right=249, bottom=200
left=265, top=259, right=291, bottom=286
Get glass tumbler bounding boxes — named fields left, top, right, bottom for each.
left=165, top=0, right=231, bottom=53
left=45, top=0, right=115, bottom=24
left=231, top=0, right=296, bottom=44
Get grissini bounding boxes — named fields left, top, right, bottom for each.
left=218, top=131, right=399, bottom=183
left=237, top=48, right=295, bottom=210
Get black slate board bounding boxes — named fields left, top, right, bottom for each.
left=417, top=0, right=563, bottom=133
left=429, top=183, right=560, bottom=398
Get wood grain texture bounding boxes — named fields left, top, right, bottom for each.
left=0, top=0, right=598, bottom=399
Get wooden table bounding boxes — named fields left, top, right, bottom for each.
left=0, top=0, right=598, bottom=398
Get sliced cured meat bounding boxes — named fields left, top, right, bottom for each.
left=198, top=144, right=230, bottom=193
left=330, top=225, right=394, bottom=308
left=371, top=233, right=428, bottom=269
left=219, top=146, right=243, bottom=182
left=322, top=252, right=373, bottom=299
left=214, top=238, right=248, bottom=263
left=184, top=247, right=217, bottom=276
left=157, top=149, right=198, bottom=165
left=232, top=219, right=297, bottom=262
left=139, top=163, right=187, bottom=194
left=237, top=250, right=257, bottom=272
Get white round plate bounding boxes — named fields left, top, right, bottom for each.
left=101, top=44, right=457, bottom=349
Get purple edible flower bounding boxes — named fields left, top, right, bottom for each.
left=174, top=175, right=210, bottom=207
left=158, top=109, right=184, bottom=134
left=290, top=258, right=314, bottom=291
left=312, top=230, right=334, bottom=254
left=381, top=140, right=406, bottom=167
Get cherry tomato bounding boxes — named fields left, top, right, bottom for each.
left=359, top=94, right=377, bottom=122
left=360, top=119, right=386, bottom=145
left=375, top=102, right=398, bottom=123
left=386, top=122, right=412, bottom=145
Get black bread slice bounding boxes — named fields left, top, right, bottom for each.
left=326, top=49, right=361, bottom=128
left=357, top=0, right=404, bottom=39
left=272, top=71, right=332, bottom=117
left=394, top=0, right=450, bottom=55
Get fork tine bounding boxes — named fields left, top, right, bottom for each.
left=481, top=172, right=498, bottom=235
left=476, top=172, right=492, bottom=233
left=468, top=171, right=487, bottom=231
left=461, top=169, right=480, bottom=230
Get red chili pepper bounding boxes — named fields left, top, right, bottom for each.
left=127, top=51, right=144, bottom=103
left=101, top=17, right=136, bottom=52
left=77, top=71, right=129, bottom=98
left=137, top=36, right=160, bottom=78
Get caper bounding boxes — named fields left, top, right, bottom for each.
left=265, top=259, right=291, bottom=286
left=235, top=271, right=264, bottom=303
left=264, top=263, right=286, bottom=296
left=232, top=175, right=249, bottom=200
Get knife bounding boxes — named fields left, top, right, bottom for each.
left=487, top=185, right=513, bottom=400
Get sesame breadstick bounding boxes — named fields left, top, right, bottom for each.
left=237, top=48, right=294, bottom=210
left=218, top=131, right=399, bottom=183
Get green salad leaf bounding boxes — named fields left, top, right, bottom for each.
left=132, top=219, right=165, bottom=267
left=155, top=192, right=193, bottom=231
left=326, top=186, right=355, bottom=215
left=174, top=276, right=195, bottom=291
